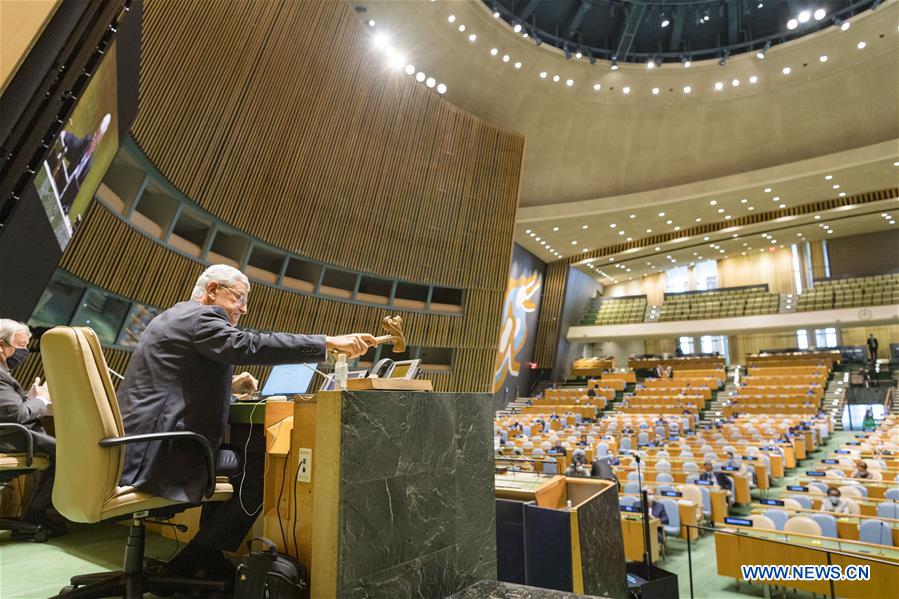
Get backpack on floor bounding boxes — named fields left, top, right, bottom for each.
left=234, top=537, right=309, bottom=599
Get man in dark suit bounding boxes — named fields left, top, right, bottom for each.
left=117, top=265, right=376, bottom=579
left=698, top=461, right=733, bottom=492
left=590, top=456, right=618, bottom=483
left=0, top=319, right=58, bottom=527
left=867, top=334, right=878, bottom=364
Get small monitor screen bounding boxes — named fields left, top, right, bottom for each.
left=805, top=471, right=825, bottom=477
left=660, top=490, right=682, bottom=497
left=260, top=363, right=317, bottom=396
left=787, top=485, right=808, bottom=492
left=620, top=505, right=641, bottom=513
left=389, top=363, right=412, bottom=378
left=760, top=499, right=784, bottom=506
left=695, top=479, right=712, bottom=486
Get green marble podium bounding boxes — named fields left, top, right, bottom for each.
left=264, top=390, right=496, bottom=598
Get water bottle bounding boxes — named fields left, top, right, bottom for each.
left=335, top=353, right=349, bottom=391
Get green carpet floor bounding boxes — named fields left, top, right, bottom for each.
left=0, top=431, right=856, bottom=598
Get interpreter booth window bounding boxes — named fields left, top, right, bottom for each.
left=700, top=335, right=729, bottom=359
left=70, top=289, right=131, bottom=344
left=815, top=327, right=838, bottom=348
left=666, top=266, right=690, bottom=293
left=678, top=336, right=695, bottom=354
left=28, top=275, right=86, bottom=329
left=694, top=260, right=718, bottom=291
left=797, top=329, right=810, bottom=350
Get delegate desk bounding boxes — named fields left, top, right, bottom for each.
left=783, top=489, right=899, bottom=518
left=797, top=475, right=895, bottom=499
left=614, top=466, right=752, bottom=505
left=495, top=474, right=628, bottom=596
left=620, top=493, right=701, bottom=539
left=749, top=504, right=899, bottom=546
left=715, top=525, right=899, bottom=599
left=619, top=511, right=661, bottom=563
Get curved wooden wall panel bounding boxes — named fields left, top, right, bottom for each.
left=132, top=0, right=522, bottom=288
left=55, top=203, right=507, bottom=392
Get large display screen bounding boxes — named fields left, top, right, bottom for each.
left=32, top=42, right=119, bottom=249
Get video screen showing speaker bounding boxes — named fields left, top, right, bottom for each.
left=31, top=42, right=119, bottom=249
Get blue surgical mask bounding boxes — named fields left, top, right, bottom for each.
left=5, top=348, right=28, bottom=370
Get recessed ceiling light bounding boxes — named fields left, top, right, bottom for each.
left=824, top=175, right=833, bottom=180
left=749, top=76, right=758, bottom=84
left=696, top=218, right=702, bottom=222
left=571, top=241, right=577, bottom=245
left=502, top=54, right=510, bottom=63
left=838, top=192, right=846, bottom=197
left=525, top=229, right=532, bottom=234
left=703, top=236, right=710, bottom=241
left=814, top=9, right=826, bottom=21
left=782, top=66, right=791, bottom=75
left=714, top=81, right=724, bottom=91
left=764, top=188, right=772, bottom=193
left=566, top=79, right=574, bottom=87
left=710, top=200, right=717, bottom=205
left=610, top=223, right=617, bottom=228
left=683, top=86, right=692, bottom=94
left=779, top=204, right=786, bottom=209
left=748, top=206, right=755, bottom=211
left=840, top=21, right=851, bottom=31
left=618, top=231, right=625, bottom=236
left=582, top=225, right=589, bottom=229
left=593, top=83, right=601, bottom=91
left=787, top=18, right=798, bottom=30
left=646, top=228, right=653, bottom=233
left=458, top=24, right=466, bottom=32
left=552, top=227, right=559, bottom=231
left=832, top=184, right=840, bottom=189
left=623, top=86, right=631, bottom=94
left=654, top=246, right=661, bottom=251
left=448, top=15, right=456, bottom=23
left=658, top=212, right=665, bottom=217
left=857, top=41, right=866, bottom=50
left=629, top=214, right=636, bottom=219
left=553, top=74, right=560, bottom=82
left=725, top=215, right=732, bottom=220
left=741, top=198, right=748, bottom=204
left=731, top=78, right=740, bottom=87
left=535, top=237, right=541, bottom=241
left=819, top=55, right=828, bottom=63
left=717, top=208, right=725, bottom=213
left=513, top=23, right=522, bottom=33
left=514, top=61, right=522, bottom=69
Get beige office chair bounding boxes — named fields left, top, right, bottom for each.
left=0, top=423, right=52, bottom=541
left=784, top=516, right=823, bottom=536
left=41, top=327, right=233, bottom=598
left=747, top=514, right=777, bottom=530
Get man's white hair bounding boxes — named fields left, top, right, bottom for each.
left=190, top=264, right=250, bottom=300
left=0, top=319, right=30, bottom=344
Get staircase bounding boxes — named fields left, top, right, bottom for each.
left=824, top=376, right=848, bottom=430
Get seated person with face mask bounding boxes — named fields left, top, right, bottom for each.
left=0, top=319, right=61, bottom=531
left=820, top=488, right=851, bottom=514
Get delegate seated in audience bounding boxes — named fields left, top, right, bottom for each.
left=586, top=387, right=597, bottom=398
left=0, top=319, right=62, bottom=531
left=723, top=452, right=740, bottom=469
left=852, top=461, right=871, bottom=479
left=820, top=488, right=851, bottom=515
left=115, top=265, right=376, bottom=581
left=653, top=365, right=665, bottom=379
left=578, top=434, right=589, bottom=446
left=699, top=461, right=733, bottom=493
left=635, top=492, right=669, bottom=544
left=550, top=440, right=567, bottom=456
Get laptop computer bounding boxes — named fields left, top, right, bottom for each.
left=258, top=363, right=318, bottom=398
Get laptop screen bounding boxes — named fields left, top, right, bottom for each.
left=260, top=363, right=317, bottom=397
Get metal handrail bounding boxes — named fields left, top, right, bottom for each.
left=682, top=522, right=899, bottom=599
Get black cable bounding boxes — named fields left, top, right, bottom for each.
left=293, top=455, right=303, bottom=557
left=276, top=447, right=291, bottom=553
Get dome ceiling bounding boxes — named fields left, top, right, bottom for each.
left=488, top=0, right=883, bottom=64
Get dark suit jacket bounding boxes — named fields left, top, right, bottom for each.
left=590, top=458, right=618, bottom=482
left=699, top=470, right=732, bottom=491
left=0, top=367, right=55, bottom=456
left=117, top=301, right=326, bottom=503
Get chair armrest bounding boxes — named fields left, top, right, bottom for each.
left=0, top=423, right=34, bottom=467
left=99, top=431, right=217, bottom=498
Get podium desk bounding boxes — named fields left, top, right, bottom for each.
left=263, top=390, right=496, bottom=598
left=620, top=515, right=661, bottom=563
left=495, top=475, right=628, bottom=598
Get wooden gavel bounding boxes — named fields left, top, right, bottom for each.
left=372, top=315, right=406, bottom=353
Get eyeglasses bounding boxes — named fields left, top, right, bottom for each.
left=221, top=285, right=248, bottom=307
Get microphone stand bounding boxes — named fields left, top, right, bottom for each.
left=634, top=453, right=653, bottom=569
